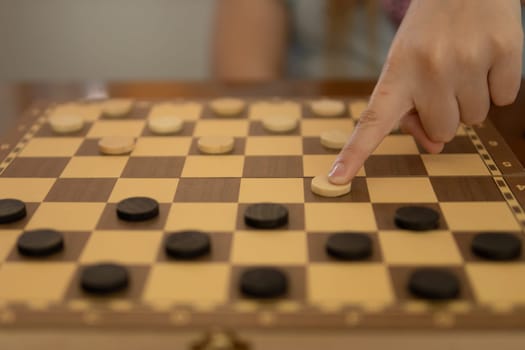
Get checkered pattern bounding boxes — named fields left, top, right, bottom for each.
left=0, top=98, right=524, bottom=329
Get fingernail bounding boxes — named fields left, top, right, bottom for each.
left=328, top=162, right=346, bottom=181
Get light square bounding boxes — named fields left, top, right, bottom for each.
left=60, top=157, right=128, bottom=178
left=348, top=100, right=367, bottom=120
left=87, top=120, right=145, bottom=138
left=239, top=178, right=304, bottom=203
left=133, top=137, right=192, bottom=156
left=80, top=231, right=162, bottom=264
left=467, top=264, right=525, bottom=304
left=0, top=263, right=76, bottom=301
left=305, top=203, right=376, bottom=231
left=232, top=231, right=307, bottom=264
left=166, top=203, right=238, bottom=231
left=300, top=119, right=354, bottom=137
left=302, top=155, right=365, bottom=177
left=144, top=264, right=229, bottom=303
left=379, top=231, right=462, bottom=265
left=373, top=135, right=419, bottom=155
left=308, top=264, right=394, bottom=305
left=148, top=102, right=202, bottom=121
left=366, top=178, right=437, bottom=203
left=245, top=137, right=302, bottom=156
left=456, top=125, right=467, bottom=136
left=249, top=101, right=301, bottom=120
left=182, top=156, right=244, bottom=177
left=19, top=138, right=83, bottom=157
left=109, top=178, right=179, bottom=203
left=27, top=202, right=105, bottom=231
left=0, top=230, right=19, bottom=261
left=0, top=178, right=56, bottom=202
left=422, top=154, right=490, bottom=176
left=440, top=202, right=521, bottom=231
left=51, top=103, right=101, bottom=122
left=194, top=120, right=249, bottom=137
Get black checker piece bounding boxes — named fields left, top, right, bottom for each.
left=394, top=206, right=440, bottom=231
left=244, top=203, right=288, bottom=229
left=325, top=232, right=372, bottom=260
left=117, top=197, right=159, bottom=221
left=165, top=231, right=211, bottom=259
left=81, top=263, right=129, bottom=294
left=408, top=268, right=460, bottom=300
left=0, top=198, right=26, bottom=224
left=471, top=232, right=522, bottom=261
left=240, top=267, right=288, bottom=299
left=17, top=229, right=64, bottom=257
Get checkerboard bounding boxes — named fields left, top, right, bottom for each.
left=0, top=98, right=524, bottom=331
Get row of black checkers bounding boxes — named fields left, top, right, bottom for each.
left=0, top=198, right=523, bottom=301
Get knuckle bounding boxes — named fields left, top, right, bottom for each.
left=490, top=30, right=523, bottom=56
left=358, top=108, right=381, bottom=126
left=412, top=42, right=448, bottom=75
left=456, top=48, right=478, bottom=67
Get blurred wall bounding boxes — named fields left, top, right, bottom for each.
left=0, top=0, right=214, bottom=80
left=1, top=1, right=523, bottom=81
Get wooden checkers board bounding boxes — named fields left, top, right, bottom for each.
left=0, top=98, right=524, bottom=333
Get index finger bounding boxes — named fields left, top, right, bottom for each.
left=328, top=78, right=413, bottom=185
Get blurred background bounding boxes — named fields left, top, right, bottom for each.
left=0, top=0, right=525, bottom=133
left=0, top=0, right=396, bottom=81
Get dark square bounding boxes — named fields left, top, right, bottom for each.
left=45, top=178, right=117, bottom=202
left=65, top=265, right=150, bottom=301
left=303, top=177, right=370, bottom=202
left=0, top=202, right=39, bottom=230
left=121, top=157, right=185, bottom=178
left=2, top=157, right=70, bottom=177
left=302, top=137, right=339, bottom=155
left=157, top=232, right=232, bottom=262
left=188, top=137, right=246, bottom=155
left=141, top=121, right=195, bottom=137
left=243, top=156, right=303, bottom=178
left=248, top=121, right=301, bottom=136
left=389, top=265, right=474, bottom=302
left=126, top=104, right=151, bottom=119
left=35, top=122, right=91, bottom=138
left=174, top=178, right=241, bottom=202
left=7, top=231, right=91, bottom=262
left=430, top=177, right=504, bottom=202
left=236, top=203, right=305, bottom=230
left=364, top=155, right=427, bottom=177
left=372, top=203, right=448, bottom=231
left=307, top=232, right=381, bottom=262
left=453, top=232, right=525, bottom=263
left=75, top=139, right=101, bottom=156
left=96, top=203, right=170, bottom=230
left=230, top=265, right=306, bottom=302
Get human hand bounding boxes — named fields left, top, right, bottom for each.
left=329, top=0, right=523, bottom=184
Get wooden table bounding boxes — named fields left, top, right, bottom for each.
left=1, top=81, right=524, bottom=165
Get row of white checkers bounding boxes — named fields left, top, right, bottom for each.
left=47, top=97, right=354, bottom=198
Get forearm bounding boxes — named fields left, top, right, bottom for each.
left=211, top=0, right=289, bottom=81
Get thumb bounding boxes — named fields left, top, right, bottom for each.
left=328, top=82, right=412, bottom=185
